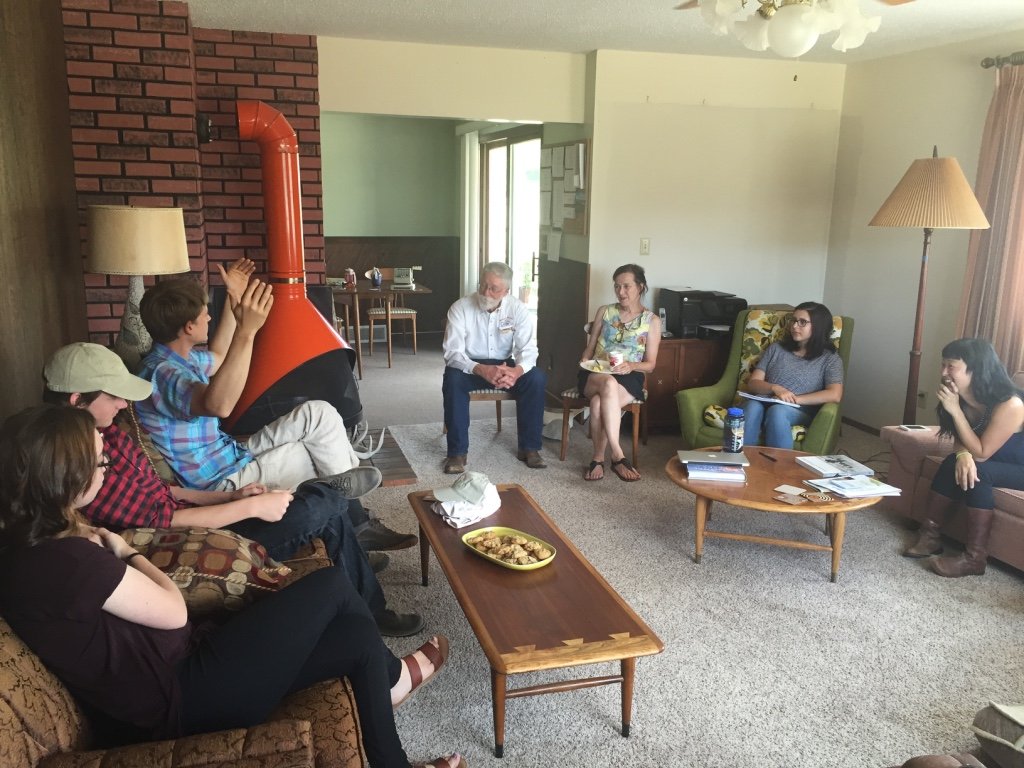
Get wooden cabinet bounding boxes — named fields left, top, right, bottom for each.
left=646, top=338, right=727, bottom=431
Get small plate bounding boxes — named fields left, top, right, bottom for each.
left=579, top=359, right=608, bottom=374
left=462, top=526, right=557, bottom=571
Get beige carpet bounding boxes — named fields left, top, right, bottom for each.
left=364, top=418, right=1024, bottom=768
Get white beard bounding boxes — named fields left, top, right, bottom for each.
left=476, top=293, right=502, bottom=311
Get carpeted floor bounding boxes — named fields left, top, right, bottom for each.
left=365, top=418, right=1024, bottom=768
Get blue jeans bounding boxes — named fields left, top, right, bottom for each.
left=228, top=485, right=385, bottom=615
left=741, top=399, right=814, bottom=449
left=442, top=360, right=547, bottom=457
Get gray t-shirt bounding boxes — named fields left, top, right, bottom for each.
left=755, top=342, right=844, bottom=396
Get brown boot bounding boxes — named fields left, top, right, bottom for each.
left=932, top=507, right=993, bottom=577
left=902, top=491, right=951, bottom=558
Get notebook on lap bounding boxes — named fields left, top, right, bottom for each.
left=676, top=450, right=750, bottom=467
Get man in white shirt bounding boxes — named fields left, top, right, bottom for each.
left=442, top=262, right=547, bottom=474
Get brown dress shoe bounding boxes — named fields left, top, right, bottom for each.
left=517, top=450, right=547, bottom=469
left=443, top=455, right=466, bottom=474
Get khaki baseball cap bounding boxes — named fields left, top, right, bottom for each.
left=44, top=343, right=152, bottom=401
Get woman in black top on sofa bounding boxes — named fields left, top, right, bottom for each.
left=902, top=338, right=1024, bottom=577
left=0, top=404, right=465, bottom=768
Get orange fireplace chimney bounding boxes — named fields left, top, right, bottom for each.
left=225, top=100, right=351, bottom=430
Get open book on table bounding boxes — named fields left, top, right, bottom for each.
left=737, top=392, right=801, bottom=409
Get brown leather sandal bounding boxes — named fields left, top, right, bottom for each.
left=584, top=461, right=604, bottom=481
left=393, top=635, right=449, bottom=710
left=412, top=754, right=467, bottom=768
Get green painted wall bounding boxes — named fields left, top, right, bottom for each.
left=321, top=113, right=460, bottom=236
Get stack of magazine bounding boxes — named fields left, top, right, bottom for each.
left=685, top=463, right=747, bottom=482
left=677, top=450, right=749, bottom=483
left=795, top=454, right=875, bottom=477
left=803, top=475, right=901, bottom=498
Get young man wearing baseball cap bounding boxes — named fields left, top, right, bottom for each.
left=42, top=342, right=423, bottom=637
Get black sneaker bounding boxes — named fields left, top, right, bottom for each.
left=368, top=552, right=389, bottom=573
left=357, top=518, right=418, bottom=551
left=301, top=466, right=382, bottom=499
left=375, top=609, right=425, bottom=638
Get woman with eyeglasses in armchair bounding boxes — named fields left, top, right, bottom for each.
left=578, top=264, right=661, bottom=482
left=740, top=301, right=843, bottom=449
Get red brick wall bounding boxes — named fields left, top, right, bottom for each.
left=61, top=0, right=323, bottom=345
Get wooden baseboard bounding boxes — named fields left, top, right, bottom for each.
left=842, top=416, right=880, bottom=436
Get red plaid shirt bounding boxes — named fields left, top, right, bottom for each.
left=82, top=425, right=191, bottom=530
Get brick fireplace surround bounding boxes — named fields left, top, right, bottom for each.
left=62, top=0, right=325, bottom=346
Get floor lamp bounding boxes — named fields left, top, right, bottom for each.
left=87, top=205, right=191, bottom=371
left=869, top=148, right=989, bottom=425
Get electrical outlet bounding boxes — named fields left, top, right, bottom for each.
left=639, top=238, right=650, bottom=256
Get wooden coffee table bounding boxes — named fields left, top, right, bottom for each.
left=407, top=484, right=664, bottom=757
left=664, top=446, right=881, bottom=582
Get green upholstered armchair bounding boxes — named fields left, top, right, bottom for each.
left=675, top=309, right=854, bottom=455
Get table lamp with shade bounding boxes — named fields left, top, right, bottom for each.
left=869, top=148, right=989, bottom=425
left=86, top=205, right=191, bottom=371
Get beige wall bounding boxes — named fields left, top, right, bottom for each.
left=317, top=33, right=1020, bottom=432
left=587, top=50, right=846, bottom=317
left=826, top=31, right=1022, bottom=429
left=318, top=37, right=587, bottom=122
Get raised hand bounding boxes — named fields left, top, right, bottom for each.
left=219, top=258, right=256, bottom=306
left=936, top=378, right=962, bottom=416
left=232, top=278, right=274, bottom=335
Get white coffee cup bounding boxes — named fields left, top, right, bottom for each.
left=608, top=351, right=624, bottom=368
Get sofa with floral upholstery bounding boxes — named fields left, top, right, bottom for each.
left=0, top=539, right=367, bottom=768
left=675, top=308, right=854, bottom=454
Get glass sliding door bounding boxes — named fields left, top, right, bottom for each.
left=481, top=134, right=541, bottom=310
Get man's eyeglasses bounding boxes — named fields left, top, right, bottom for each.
left=790, top=317, right=811, bottom=328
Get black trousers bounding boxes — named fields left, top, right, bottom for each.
left=176, top=565, right=407, bottom=767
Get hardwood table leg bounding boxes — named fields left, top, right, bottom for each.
left=418, top=524, right=429, bottom=587
left=621, top=657, right=636, bottom=737
left=829, top=511, right=847, bottom=583
left=491, top=668, right=507, bottom=758
left=385, top=298, right=393, bottom=368
left=694, top=496, right=711, bottom=564
left=352, top=293, right=363, bottom=379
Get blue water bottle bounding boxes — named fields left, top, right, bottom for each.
left=723, top=407, right=745, bottom=453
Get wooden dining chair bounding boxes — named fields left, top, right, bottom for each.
left=364, top=267, right=417, bottom=368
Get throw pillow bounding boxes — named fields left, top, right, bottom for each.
left=119, top=527, right=292, bottom=618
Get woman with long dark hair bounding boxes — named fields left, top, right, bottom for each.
left=0, top=405, right=465, bottom=768
left=740, top=301, right=844, bottom=448
left=902, top=338, right=1024, bottom=577
left=578, top=264, right=661, bottom=481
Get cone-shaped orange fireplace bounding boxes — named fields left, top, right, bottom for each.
left=224, top=100, right=358, bottom=431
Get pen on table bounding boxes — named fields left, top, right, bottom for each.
left=759, top=451, right=777, bottom=462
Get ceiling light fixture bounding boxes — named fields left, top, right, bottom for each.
left=695, top=0, right=881, bottom=58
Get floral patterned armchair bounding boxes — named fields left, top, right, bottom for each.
left=675, top=308, right=854, bottom=454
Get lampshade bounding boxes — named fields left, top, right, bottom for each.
left=86, top=205, right=190, bottom=275
left=869, top=157, right=990, bottom=230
